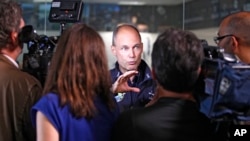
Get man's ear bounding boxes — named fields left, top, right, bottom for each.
left=10, top=31, right=19, bottom=46
left=231, top=36, right=239, bottom=53
left=111, top=45, right=116, bottom=55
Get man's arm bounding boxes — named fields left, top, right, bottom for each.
left=36, top=111, right=59, bottom=141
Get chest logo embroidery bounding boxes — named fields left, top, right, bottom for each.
left=115, top=93, right=126, bottom=102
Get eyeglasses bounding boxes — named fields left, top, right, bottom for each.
left=213, top=34, right=234, bottom=44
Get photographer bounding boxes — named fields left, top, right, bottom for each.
left=199, top=12, right=250, bottom=117
left=197, top=11, right=250, bottom=140
left=215, top=11, right=250, bottom=64
left=216, top=10, right=250, bottom=123
left=0, top=1, right=42, bottom=141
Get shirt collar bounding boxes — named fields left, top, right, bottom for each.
left=3, top=54, right=19, bottom=68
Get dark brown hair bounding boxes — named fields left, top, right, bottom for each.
left=0, top=1, right=23, bottom=51
left=152, top=27, right=204, bottom=93
left=43, top=23, right=115, bottom=118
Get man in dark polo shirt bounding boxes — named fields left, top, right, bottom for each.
left=110, top=24, right=156, bottom=112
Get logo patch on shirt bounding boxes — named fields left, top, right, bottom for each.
left=148, top=91, right=154, bottom=100
left=115, top=93, right=126, bottom=102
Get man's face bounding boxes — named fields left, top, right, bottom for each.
left=216, top=22, right=234, bottom=54
left=112, top=27, right=143, bottom=73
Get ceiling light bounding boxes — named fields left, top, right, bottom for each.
left=118, top=1, right=146, bottom=5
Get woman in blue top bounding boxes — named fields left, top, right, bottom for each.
left=31, top=23, right=119, bottom=141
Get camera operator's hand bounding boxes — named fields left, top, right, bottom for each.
left=111, top=70, right=140, bottom=94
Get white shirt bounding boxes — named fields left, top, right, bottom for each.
left=3, top=54, right=19, bottom=68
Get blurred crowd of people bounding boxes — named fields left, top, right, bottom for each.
left=1, top=1, right=250, bottom=141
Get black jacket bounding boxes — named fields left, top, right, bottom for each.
left=112, top=97, right=215, bottom=141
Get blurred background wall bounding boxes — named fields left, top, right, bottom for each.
left=17, top=0, right=250, bottom=68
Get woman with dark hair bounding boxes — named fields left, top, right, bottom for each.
left=31, top=23, right=119, bottom=141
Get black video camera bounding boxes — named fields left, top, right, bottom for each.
left=19, top=25, right=58, bottom=55
left=196, top=40, right=250, bottom=122
left=19, top=25, right=58, bottom=86
left=20, top=0, right=84, bottom=86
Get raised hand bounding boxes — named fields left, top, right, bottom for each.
left=111, top=70, right=140, bottom=94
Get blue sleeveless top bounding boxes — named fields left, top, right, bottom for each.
left=31, top=93, right=119, bottom=141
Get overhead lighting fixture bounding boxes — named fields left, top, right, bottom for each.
left=118, top=1, right=146, bottom=5
left=33, top=0, right=53, bottom=2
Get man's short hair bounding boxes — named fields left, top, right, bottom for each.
left=152, top=28, right=204, bottom=93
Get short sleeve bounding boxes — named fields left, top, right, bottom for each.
left=31, top=93, right=62, bottom=132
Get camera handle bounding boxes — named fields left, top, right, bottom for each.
left=60, top=23, right=66, bottom=35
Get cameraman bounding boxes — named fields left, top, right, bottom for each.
left=215, top=11, right=250, bottom=64
left=0, top=1, right=42, bottom=141
left=201, top=11, right=250, bottom=139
